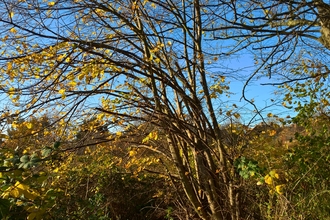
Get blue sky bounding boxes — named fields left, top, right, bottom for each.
left=218, top=54, right=296, bottom=124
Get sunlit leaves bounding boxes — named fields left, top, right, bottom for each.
left=2, top=181, right=39, bottom=200
left=25, top=122, right=33, bottom=129
left=142, top=131, right=159, bottom=143
left=48, top=2, right=55, bottom=7
left=0, top=0, right=326, bottom=218
left=264, top=174, right=273, bottom=185
left=9, top=28, right=17, bottom=34
left=275, top=184, right=285, bottom=195
left=58, top=89, right=66, bottom=99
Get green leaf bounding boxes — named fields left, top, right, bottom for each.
left=22, top=162, right=32, bottom=169
left=30, top=157, right=41, bottom=164
left=53, top=141, right=60, bottom=150
left=41, top=147, right=52, bottom=157
left=20, top=155, right=30, bottom=163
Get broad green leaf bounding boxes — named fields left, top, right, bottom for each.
left=41, top=147, right=52, bottom=157
left=20, top=155, right=30, bottom=163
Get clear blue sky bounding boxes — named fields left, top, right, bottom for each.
left=218, top=54, right=295, bottom=125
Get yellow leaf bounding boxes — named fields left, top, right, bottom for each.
left=267, top=113, right=273, bottom=117
left=48, top=2, right=55, bottom=6
left=221, top=76, right=225, bottom=82
left=116, top=131, right=122, bottom=137
left=8, top=87, right=15, bottom=95
left=269, top=130, right=276, bottom=136
left=1, top=191, right=10, bottom=199
left=14, top=181, right=27, bottom=190
left=78, top=73, right=84, bottom=80
left=12, top=182, right=39, bottom=200
left=10, top=28, right=17, bottom=34
left=10, top=187, right=20, bottom=198
left=269, top=170, right=277, bottom=178
left=154, top=131, right=158, bottom=140
left=129, top=150, right=137, bottom=157
left=59, top=89, right=66, bottom=99
left=26, top=122, right=33, bottom=129
left=233, top=113, right=240, bottom=119
left=68, top=81, right=77, bottom=87
left=142, top=137, right=149, bottom=143
left=9, top=11, right=14, bottom=19
left=275, top=184, right=285, bottom=195
left=7, top=62, right=12, bottom=71
left=264, top=175, right=273, bottom=185
left=58, top=89, right=65, bottom=95
left=16, top=200, right=24, bottom=206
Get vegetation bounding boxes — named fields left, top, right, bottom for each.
left=0, top=0, right=329, bottom=219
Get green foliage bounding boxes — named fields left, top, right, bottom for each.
left=0, top=199, right=10, bottom=219
left=234, top=156, right=264, bottom=179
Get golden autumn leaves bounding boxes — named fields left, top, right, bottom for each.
left=258, top=170, right=286, bottom=195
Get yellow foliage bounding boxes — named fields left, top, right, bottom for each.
left=10, top=28, right=17, bottom=34
left=129, top=150, right=137, bottom=157
left=68, top=81, right=77, bottom=87
left=2, top=181, right=39, bottom=200
left=233, top=113, right=240, bottom=119
left=275, top=184, right=285, bottom=195
left=7, top=62, right=12, bottom=71
left=143, top=131, right=158, bottom=143
left=264, top=174, right=273, bottom=185
left=269, top=170, right=279, bottom=179
left=58, top=89, right=66, bottom=99
left=26, top=122, right=33, bottom=129
left=16, top=200, right=24, bottom=206
left=269, top=130, right=277, bottom=136
left=9, top=11, right=14, bottom=19
left=116, top=131, right=122, bottom=137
